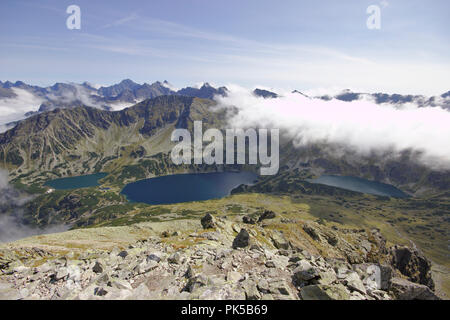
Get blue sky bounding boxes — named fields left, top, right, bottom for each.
left=0, top=0, right=449, bottom=94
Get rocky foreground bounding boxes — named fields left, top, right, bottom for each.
left=0, top=211, right=441, bottom=300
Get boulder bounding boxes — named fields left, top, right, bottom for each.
left=390, top=246, right=434, bottom=289
left=303, top=223, right=321, bottom=241
left=314, top=270, right=337, bottom=286
left=147, top=253, right=161, bottom=263
left=293, top=260, right=319, bottom=283
left=268, top=279, right=295, bottom=298
left=389, top=277, right=439, bottom=300
left=243, top=281, right=261, bottom=300
left=232, top=229, right=250, bottom=249
left=92, top=262, right=103, bottom=274
left=258, top=210, right=276, bottom=222
left=201, top=213, right=216, bottom=229
left=301, top=284, right=350, bottom=300
left=226, top=270, right=243, bottom=283
left=243, top=215, right=257, bottom=225
left=325, top=233, right=338, bottom=246
left=257, top=279, right=270, bottom=294
left=270, top=232, right=289, bottom=250
left=342, top=271, right=366, bottom=294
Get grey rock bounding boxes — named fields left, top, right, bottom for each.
left=293, top=260, right=319, bottom=282
left=168, top=252, right=181, bottom=264
left=109, top=279, right=133, bottom=291
left=185, top=275, right=208, bottom=293
left=258, top=210, right=276, bottom=222
left=55, top=268, right=69, bottom=281
left=94, top=287, right=108, bottom=296
left=243, top=281, right=261, bottom=300
left=201, top=213, right=216, bottom=229
left=147, top=254, right=161, bottom=263
left=342, top=271, right=366, bottom=294
left=243, top=215, right=257, bottom=225
left=257, top=279, right=270, bottom=294
left=268, top=279, right=293, bottom=296
left=226, top=271, right=242, bottom=283
left=390, top=246, right=434, bottom=289
left=232, top=229, right=250, bottom=249
left=314, top=270, right=337, bottom=286
left=303, top=223, right=321, bottom=241
left=92, top=262, right=103, bottom=274
left=389, top=277, right=440, bottom=300
left=301, top=284, right=350, bottom=300
left=270, top=232, right=289, bottom=250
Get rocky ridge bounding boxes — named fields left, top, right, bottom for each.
left=0, top=210, right=440, bottom=300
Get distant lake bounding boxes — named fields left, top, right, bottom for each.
left=44, top=173, right=108, bottom=190
left=121, top=171, right=258, bottom=205
left=307, top=175, right=408, bottom=198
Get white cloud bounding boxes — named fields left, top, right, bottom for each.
left=0, top=169, right=68, bottom=242
left=216, top=86, right=450, bottom=169
left=0, top=88, right=44, bottom=129
left=108, top=101, right=137, bottom=111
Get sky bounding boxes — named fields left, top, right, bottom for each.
left=0, top=0, right=449, bottom=95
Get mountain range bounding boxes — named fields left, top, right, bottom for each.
left=1, top=80, right=449, bottom=127
left=0, top=79, right=228, bottom=114
left=1, top=94, right=448, bottom=198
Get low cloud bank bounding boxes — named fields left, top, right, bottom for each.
left=47, top=83, right=98, bottom=108
left=0, top=88, right=44, bottom=131
left=216, top=86, right=450, bottom=170
left=0, top=169, right=68, bottom=243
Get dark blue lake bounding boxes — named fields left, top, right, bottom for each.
left=44, top=173, right=108, bottom=190
left=121, top=171, right=258, bottom=205
left=307, top=175, right=408, bottom=198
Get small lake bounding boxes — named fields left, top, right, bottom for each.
left=307, top=175, right=408, bottom=198
left=44, top=173, right=108, bottom=190
left=121, top=171, right=258, bottom=205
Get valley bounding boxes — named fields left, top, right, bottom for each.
left=0, top=94, right=448, bottom=299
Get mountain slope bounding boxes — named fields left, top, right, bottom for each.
left=0, top=95, right=225, bottom=185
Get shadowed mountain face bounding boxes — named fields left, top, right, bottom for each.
left=0, top=95, right=226, bottom=184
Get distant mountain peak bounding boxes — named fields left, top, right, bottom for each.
left=292, top=90, right=309, bottom=98
left=253, top=88, right=278, bottom=99
left=119, top=79, right=138, bottom=85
